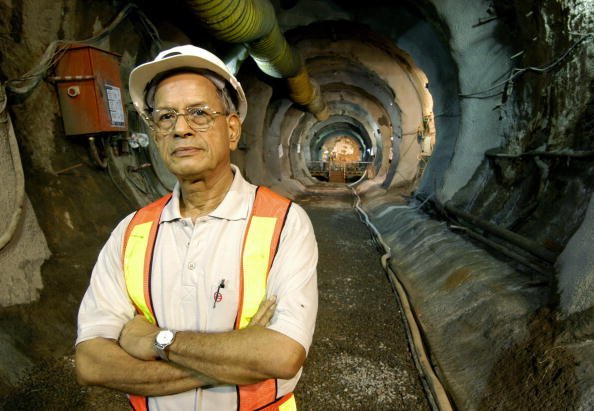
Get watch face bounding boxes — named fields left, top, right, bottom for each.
left=157, top=330, right=174, bottom=345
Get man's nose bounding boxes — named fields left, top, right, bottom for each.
left=173, top=113, right=194, bottom=137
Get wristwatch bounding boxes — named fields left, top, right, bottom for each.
left=154, top=329, right=176, bottom=361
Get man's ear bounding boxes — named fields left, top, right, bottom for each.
left=227, top=114, right=241, bottom=150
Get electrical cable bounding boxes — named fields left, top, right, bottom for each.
left=350, top=187, right=453, bottom=411
left=346, top=169, right=367, bottom=187
left=106, top=153, right=137, bottom=208
left=0, top=86, right=26, bottom=251
left=485, top=148, right=594, bottom=158
left=459, top=33, right=593, bottom=99
left=125, top=168, right=150, bottom=195
left=4, top=3, right=162, bottom=95
left=0, top=4, right=163, bottom=224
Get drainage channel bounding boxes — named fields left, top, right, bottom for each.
left=296, top=192, right=433, bottom=410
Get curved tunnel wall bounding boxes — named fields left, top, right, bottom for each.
left=236, top=20, right=436, bottom=194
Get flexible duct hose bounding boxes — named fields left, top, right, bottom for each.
left=249, top=23, right=302, bottom=77
left=287, top=66, right=328, bottom=116
left=187, top=0, right=329, bottom=120
left=187, top=0, right=276, bottom=42
left=0, top=86, right=26, bottom=251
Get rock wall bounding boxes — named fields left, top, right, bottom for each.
left=557, top=194, right=594, bottom=314
left=353, top=1, right=594, bottom=408
left=449, top=0, right=593, bottom=253
left=0, top=104, right=49, bottom=306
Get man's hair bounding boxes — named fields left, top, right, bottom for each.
left=144, top=68, right=238, bottom=114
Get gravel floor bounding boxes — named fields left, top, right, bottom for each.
left=295, top=196, right=429, bottom=410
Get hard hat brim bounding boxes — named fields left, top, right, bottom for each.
left=129, top=48, right=247, bottom=122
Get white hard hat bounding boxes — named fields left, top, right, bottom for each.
left=129, top=45, right=247, bottom=122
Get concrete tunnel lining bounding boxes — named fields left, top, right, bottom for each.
left=286, top=100, right=386, bottom=185
left=243, top=26, right=434, bottom=190
left=287, top=32, right=432, bottom=190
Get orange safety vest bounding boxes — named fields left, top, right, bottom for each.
left=122, top=187, right=297, bottom=411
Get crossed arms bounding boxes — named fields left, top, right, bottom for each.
left=75, top=297, right=306, bottom=396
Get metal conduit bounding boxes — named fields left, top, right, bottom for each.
left=187, top=0, right=329, bottom=120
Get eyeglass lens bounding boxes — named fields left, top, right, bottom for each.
left=151, top=107, right=219, bottom=132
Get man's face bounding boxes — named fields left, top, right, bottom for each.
left=152, top=72, right=240, bottom=181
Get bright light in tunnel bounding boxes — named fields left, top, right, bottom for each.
left=320, top=135, right=362, bottom=163
left=307, top=119, right=373, bottom=183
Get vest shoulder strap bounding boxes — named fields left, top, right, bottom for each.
left=236, top=187, right=294, bottom=411
left=122, top=193, right=172, bottom=326
left=235, top=186, right=291, bottom=330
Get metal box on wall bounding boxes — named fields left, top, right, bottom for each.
left=54, top=44, right=127, bottom=136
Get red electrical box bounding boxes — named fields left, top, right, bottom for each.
left=54, top=44, right=128, bottom=136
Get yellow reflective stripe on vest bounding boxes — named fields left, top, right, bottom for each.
left=123, top=221, right=156, bottom=325
left=279, top=394, right=297, bottom=411
left=238, top=216, right=278, bottom=329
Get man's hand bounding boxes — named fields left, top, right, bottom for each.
left=249, top=296, right=277, bottom=327
left=119, top=315, right=159, bottom=361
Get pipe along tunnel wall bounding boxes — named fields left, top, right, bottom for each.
left=0, top=0, right=593, bottom=408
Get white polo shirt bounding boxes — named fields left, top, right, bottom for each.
left=76, top=165, right=318, bottom=410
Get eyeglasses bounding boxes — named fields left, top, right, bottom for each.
left=143, top=105, right=227, bottom=134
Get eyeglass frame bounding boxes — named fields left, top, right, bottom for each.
left=141, top=105, right=229, bottom=135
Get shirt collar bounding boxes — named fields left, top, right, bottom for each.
left=160, top=164, right=252, bottom=223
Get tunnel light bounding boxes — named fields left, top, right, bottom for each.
left=297, top=143, right=301, bottom=154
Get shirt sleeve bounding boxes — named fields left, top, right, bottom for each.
left=76, top=213, right=136, bottom=345
left=267, top=203, right=318, bottom=354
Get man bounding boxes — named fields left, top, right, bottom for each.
left=75, top=45, right=318, bottom=411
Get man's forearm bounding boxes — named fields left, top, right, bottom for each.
left=167, top=325, right=305, bottom=385
left=117, top=298, right=304, bottom=386
left=76, top=337, right=216, bottom=396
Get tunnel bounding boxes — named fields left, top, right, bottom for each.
left=0, top=0, right=593, bottom=409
